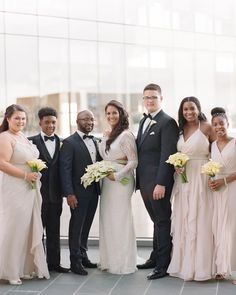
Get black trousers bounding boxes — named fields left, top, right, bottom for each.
left=69, top=195, right=98, bottom=266
left=141, top=192, right=172, bottom=270
left=41, top=201, right=63, bottom=268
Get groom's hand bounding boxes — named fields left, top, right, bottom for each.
left=67, top=195, right=78, bottom=209
left=153, top=184, right=165, bottom=200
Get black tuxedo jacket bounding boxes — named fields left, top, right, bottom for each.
left=59, top=132, right=100, bottom=198
left=136, top=110, right=179, bottom=197
left=28, top=133, right=62, bottom=203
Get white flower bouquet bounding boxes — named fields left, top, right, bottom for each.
left=166, top=152, right=189, bottom=183
left=27, top=159, right=47, bottom=189
left=201, top=160, right=222, bottom=179
left=81, top=160, right=129, bottom=188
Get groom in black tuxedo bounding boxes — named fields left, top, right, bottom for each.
left=136, top=84, right=179, bottom=280
left=59, top=110, right=100, bottom=276
left=29, top=107, right=69, bottom=273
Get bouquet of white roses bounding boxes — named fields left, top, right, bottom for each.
left=81, top=160, right=129, bottom=188
left=27, top=159, right=47, bottom=189
left=201, top=160, right=222, bottom=179
left=166, top=152, right=189, bottom=183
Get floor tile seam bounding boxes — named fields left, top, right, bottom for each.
left=178, top=281, right=185, bottom=295
left=142, top=280, right=152, bottom=295
left=5, top=290, right=39, bottom=294
left=106, top=275, right=124, bottom=295
left=37, top=274, right=63, bottom=294
left=71, top=274, right=96, bottom=295
left=215, top=281, right=219, bottom=295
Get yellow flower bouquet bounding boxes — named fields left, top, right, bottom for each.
left=166, top=152, right=189, bottom=183
left=27, top=159, right=47, bottom=189
left=201, top=160, right=222, bottom=180
left=81, top=160, right=129, bottom=188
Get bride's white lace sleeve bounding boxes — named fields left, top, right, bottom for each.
left=114, top=131, right=138, bottom=181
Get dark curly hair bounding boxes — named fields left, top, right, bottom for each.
left=178, top=96, right=207, bottom=133
left=105, top=100, right=129, bottom=152
left=38, top=107, right=57, bottom=119
left=0, top=104, right=27, bottom=133
left=211, top=107, right=228, bottom=122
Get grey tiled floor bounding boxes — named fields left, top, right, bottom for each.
left=1, top=246, right=236, bottom=295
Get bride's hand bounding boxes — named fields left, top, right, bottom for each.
left=107, top=172, right=115, bottom=181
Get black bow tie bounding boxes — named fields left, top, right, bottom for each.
left=143, top=113, right=152, bottom=120
left=83, top=134, right=94, bottom=140
left=44, top=135, right=55, bottom=142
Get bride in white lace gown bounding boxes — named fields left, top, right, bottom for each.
left=98, top=100, right=138, bottom=274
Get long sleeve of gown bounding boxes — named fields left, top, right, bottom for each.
left=114, top=131, right=138, bottom=181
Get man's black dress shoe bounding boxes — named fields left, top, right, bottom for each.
left=48, top=265, right=70, bottom=273
left=137, top=259, right=156, bottom=269
left=82, top=257, right=97, bottom=268
left=71, top=263, right=88, bottom=275
left=147, top=268, right=168, bottom=280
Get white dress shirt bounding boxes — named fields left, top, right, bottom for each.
left=142, top=108, right=162, bottom=134
left=77, top=130, right=96, bottom=163
left=41, top=131, right=56, bottom=158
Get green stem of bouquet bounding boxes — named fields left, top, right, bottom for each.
left=180, top=171, right=188, bottom=183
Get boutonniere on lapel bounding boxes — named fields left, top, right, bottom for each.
left=150, top=131, right=155, bottom=136
left=149, top=119, right=157, bottom=128
left=93, top=136, right=102, bottom=143
left=60, top=141, right=63, bottom=149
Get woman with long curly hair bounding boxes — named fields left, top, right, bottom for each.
left=98, top=100, right=138, bottom=274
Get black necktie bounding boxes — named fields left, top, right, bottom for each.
left=44, top=135, right=55, bottom=142
left=83, top=134, right=94, bottom=140
left=143, top=113, right=152, bottom=120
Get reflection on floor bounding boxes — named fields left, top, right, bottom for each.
left=0, top=246, right=235, bottom=295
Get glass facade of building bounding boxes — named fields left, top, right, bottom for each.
left=1, top=0, right=236, bottom=238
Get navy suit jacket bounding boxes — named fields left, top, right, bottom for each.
left=136, top=110, right=179, bottom=197
left=59, top=132, right=100, bottom=199
left=28, top=133, right=62, bottom=203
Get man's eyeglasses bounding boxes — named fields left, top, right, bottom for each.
left=143, top=96, right=158, bottom=101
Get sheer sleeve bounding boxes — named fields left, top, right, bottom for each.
left=114, top=131, right=138, bottom=181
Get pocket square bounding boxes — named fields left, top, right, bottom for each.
left=150, top=132, right=155, bottom=135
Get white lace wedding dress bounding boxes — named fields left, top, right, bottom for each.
left=98, top=130, right=138, bottom=274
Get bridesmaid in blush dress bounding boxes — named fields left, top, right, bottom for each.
left=98, top=100, right=138, bottom=274
left=0, top=105, right=49, bottom=286
left=208, top=107, right=236, bottom=284
left=167, top=97, right=215, bottom=281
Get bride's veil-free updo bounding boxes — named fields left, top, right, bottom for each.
left=211, top=107, right=228, bottom=121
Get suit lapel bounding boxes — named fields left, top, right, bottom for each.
left=34, top=134, right=52, bottom=162
left=74, top=133, right=94, bottom=164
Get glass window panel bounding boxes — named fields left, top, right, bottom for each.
left=70, top=40, right=98, bottom=93
left=124, top=0, right=147, bottom=26
left=173, top=31, right=195, bottom=49
left=216, top=53, right=234, bottom=73
left=172, top=0, right=193, bottom=10
left=0, top=0, right=3, bottom=10
left=0, top=35, right=6, bottom=109
left=98, top=23, right=123, bottom=43
left=37, top=0, right=68, bottom=17
left=0, top=12, right=4, bottom=33
left=195, top=12, right=213, bottom=33
left=39, top=37, right=69, bottom=96
left=38, top=16, right=68, bottom=38
left=4, top=0, right=37, bottom=14
left=215, top=36, right=236, bottom=52
left=149, top=28, right=172, bottom=47
left=148, top=0, right=172, bottom=29
left=195, top=51, right=215, bottom=112
left=126, top=45, right=149, bottom=93
left=173, top=50, right=194, bottom=104
left=194, top=0, right=212, bottom=13
left=5, top=12, right=37, bottom=35
left=125, top=25, right=148, bottom=45
left=172, top=11, right=195, bottom=31
left=97, top=0, right=124, bottom=23
left=70, top=20, right=97, bottom=41
left=98, top=43, right=125, bottom=93
left=195, top=33, right=215, bottom=51
left=69, top=0, right=97, bottom=20
left=5, top=35, right=39, bottom=103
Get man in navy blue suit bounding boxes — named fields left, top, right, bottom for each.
left=136, top=84, right=179, bottom=280
left=29, top=107, right=69, bottom=273
left=60, top=110, right=100, bottom=275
